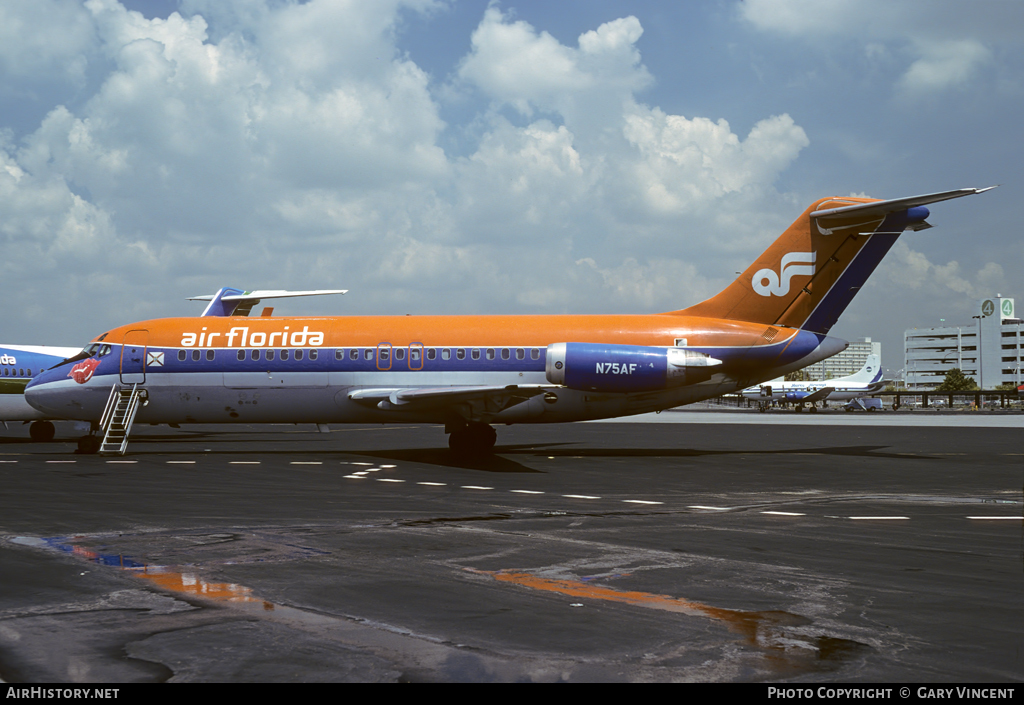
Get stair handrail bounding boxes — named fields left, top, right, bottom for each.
left=99, top=384, right=121, bottom=431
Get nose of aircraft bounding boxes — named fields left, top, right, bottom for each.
left=24, top=361, right=99, bottom=421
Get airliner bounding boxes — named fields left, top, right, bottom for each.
left=740, top=354, right=886, bottom=412
left=0, top=344, right=83, bottom=440
left=24, top=187, right=992, bottom=455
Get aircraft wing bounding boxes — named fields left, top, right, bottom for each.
left=349, top=384, right=548, bottom=412
left=801, top=387, right=835, bottom=403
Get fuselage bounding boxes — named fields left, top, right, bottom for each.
left=25, top=313, right=845, bottom=426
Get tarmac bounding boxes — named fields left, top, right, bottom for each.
left=0, top=406, right=1021, bottom=682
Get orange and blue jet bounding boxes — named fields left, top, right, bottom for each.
left=25, top=187, right=993, bottom=454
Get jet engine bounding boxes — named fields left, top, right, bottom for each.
left=545, top=343, right=722, bottom=393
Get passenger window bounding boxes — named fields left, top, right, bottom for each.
left=251, top=350, right=260, bottom=361
left=266, top=350, right=275, bottom=361
left=379, top=348, right=389, bottom=361
left=309, top=349, right=318, bottom=361
left=281, top=349, right=289, bottom=360
left=531, top=348, right=540, bottom=360
left=178, top=350, right=187, bottom=362
left=395, top=348, right=405, bottom=361
left=364, top=349, right=373, bottom=360
left=410, top=348, right=420, bottom=362
left=427, top=348, right=436, bottom=361
left=335, top=349, right=344, bottom=360
left=295, top=349, right=303, bottom=361
left=516, top=348, right=525, bottom=360
left=192, top=350, right=201, bottom=361
left=456, top=348, right=465, bottom=360
left=486, top=348, right=495, bottom=360
left=442, top=348, right=451, bottom=360
left=471, top=348, right=480, bottom=360
left=206, top=350, right=215, bottom=361
left=501, top=348, right=510, bottom=360
left=19, top=369, right=24, bottom=376
left=237, top=350, right=245, bottom=361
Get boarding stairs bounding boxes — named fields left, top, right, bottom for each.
left=99, top=384, right=145, bottom=455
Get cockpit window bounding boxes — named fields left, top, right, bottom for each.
left=99, top=344, right=112, bottom=357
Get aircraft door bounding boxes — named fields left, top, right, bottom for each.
left=120, top=329, right=149, bottom=384
left=376, top=343, right=392, bottom=371
left=760, top=385, right=773, bottom=398
left=409, top=343, right=424, bottom=371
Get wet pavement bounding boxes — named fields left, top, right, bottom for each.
left=0, top=415, right=1021, bottom=682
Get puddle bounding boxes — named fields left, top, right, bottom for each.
left=468, top=568, right=870, bottom=675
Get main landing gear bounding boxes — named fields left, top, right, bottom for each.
left=447, top=422, right=497, bottom=456
left=28, top=421, right=55, bottom=442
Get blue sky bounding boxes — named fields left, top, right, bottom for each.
left=2, top=0, right=1021, bottom=372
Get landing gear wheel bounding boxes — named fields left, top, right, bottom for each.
left=29, top=421, right=55, bottom=442
left=809, top=405, right=818, bottom=413
left=448, top=423, right=497, bottom=456
left=76, top=435, right=101, bottom=455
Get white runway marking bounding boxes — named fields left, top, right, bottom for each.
left=343, top=475, right=366, bottom=479
left=377, top=478, right=404, bottom=483
left=418, top=482, right=446, bottom=486
left=106, top=460, right=137, bottom=464
left=166, top=461, right=195, bottom=464
left=462, top=485, right=493, bottom=490
left=45, top=460, right=75, bottom=464
left=564, top=494, right=600, bottom=500
left=511, top=490, right=544, bottom=494
left=623, top=499, right=663, bottom=505
left=689, top=505, right=729, bottom=511
left=762, top=511, right=805, bottom=516
left=849, top=516, right=909, bottom=520
left=229, top=461, right=260, bottom=464
left=966, top=516, right=1023, bottom=520
left=290, top=461, right=323, bottom=465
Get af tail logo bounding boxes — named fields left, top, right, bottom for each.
left=752, top=251, right=816, bottom=297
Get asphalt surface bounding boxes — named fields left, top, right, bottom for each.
left=0, top=408, right=1021, bottom=682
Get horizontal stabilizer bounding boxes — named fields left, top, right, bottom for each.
left=810, top=187, right=995, bottom=223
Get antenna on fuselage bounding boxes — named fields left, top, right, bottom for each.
left=188, top=288, right=348, bottom=317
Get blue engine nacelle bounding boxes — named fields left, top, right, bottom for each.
left=783, top=391, right=811, bottom=402
left=545, top=343, right=722, bottom=393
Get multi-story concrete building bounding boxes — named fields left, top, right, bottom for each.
left=904, top=295, right=1023, bottom=390
left=805, top=338, right=881, bottom=380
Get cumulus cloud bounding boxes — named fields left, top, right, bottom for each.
left=881, top=241, right=1006, bottom=300
left=899, top=39, right=992, bottom=94
left=739, top=0, right=1015, bottom=96
left=0, top=1, right=817, bottom=343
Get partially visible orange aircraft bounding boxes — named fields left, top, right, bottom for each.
left=25, top=187, right=992, bottom=455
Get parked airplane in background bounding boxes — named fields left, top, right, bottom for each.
left=0, top=344, right=82, bottom=440
left=25, top=187, right=992, bottom=455
left=741, top=354, right=886, bottom=412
